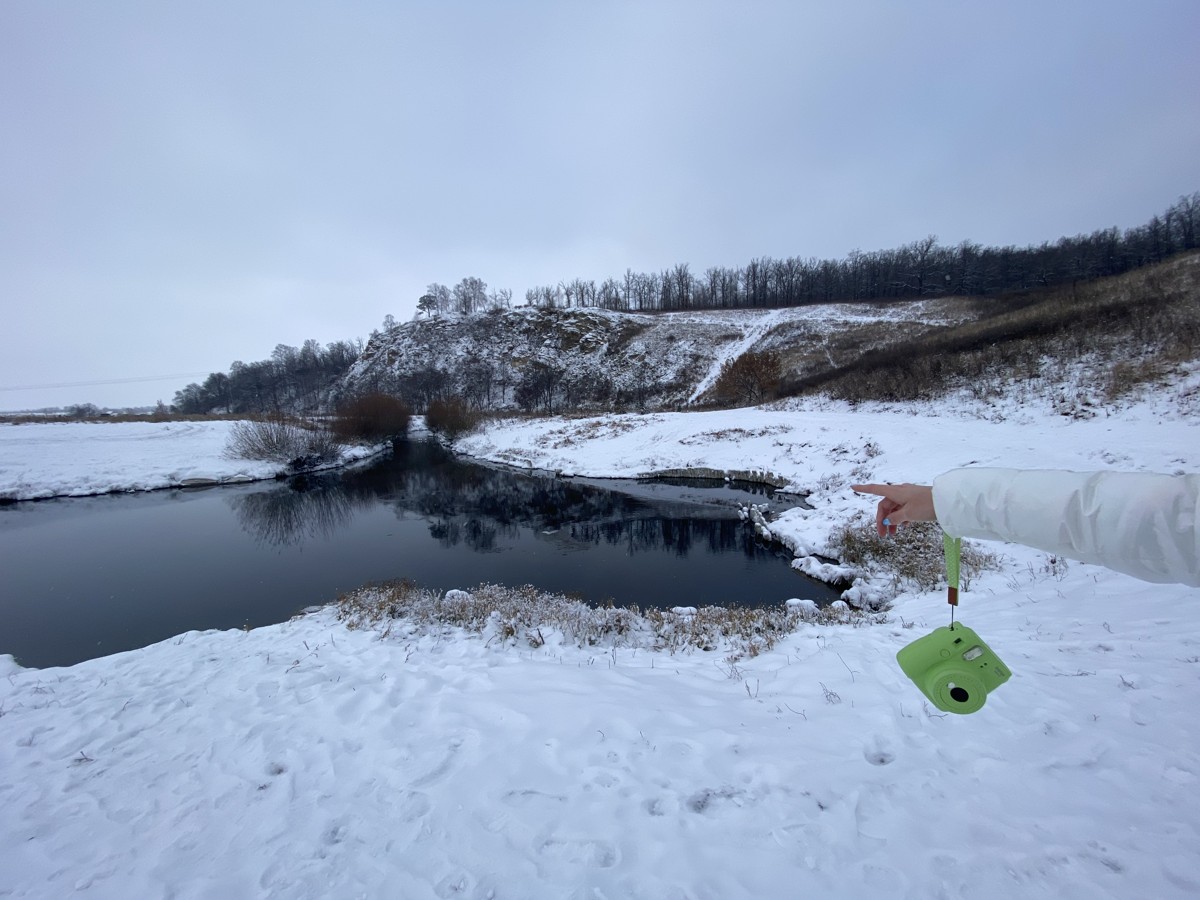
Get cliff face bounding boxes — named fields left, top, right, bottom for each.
left=339, top=299, right=971, bottom=413
left=341, top=306, right=750, bottom=412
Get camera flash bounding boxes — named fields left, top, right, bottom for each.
left=963, top=646, right=984, bottom=661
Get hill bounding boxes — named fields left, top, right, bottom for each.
left=341, top=251, right=1200, bottom=416
left=341, top=298, right=973, bottom=413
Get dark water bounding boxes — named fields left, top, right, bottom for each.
left=0, top=440, right=838, bottom=668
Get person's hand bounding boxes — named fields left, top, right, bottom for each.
left=851, top=483, right=936, bottom=536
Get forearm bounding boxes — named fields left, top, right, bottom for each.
left=931, top=468, right=1200, bottom=587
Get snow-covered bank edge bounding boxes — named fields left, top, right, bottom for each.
left=453, top=393, right=1199, bottom=609
left=0, top=420, right=389, bottom=502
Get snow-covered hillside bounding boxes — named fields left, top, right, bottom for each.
left=343, top=300, right=970, bottom=411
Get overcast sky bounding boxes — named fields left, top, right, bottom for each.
left=3, top=1, right=1198, bottom=410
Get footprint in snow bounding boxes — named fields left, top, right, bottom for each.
left=863, top=738, right=895, bottom=766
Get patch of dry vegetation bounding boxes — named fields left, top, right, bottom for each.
left=224, top=416, right=344, bottom=464
left=425, top=394, right=484, bottom=441
left=335, top=579, right=884, bottom=662
left=829, top=517, right=1001, bottom=594
left=783, top=251, right=1200, bottom=405
left=711, top=350, right=784, bottom=406
left=331, top=392, right=411, bottom=441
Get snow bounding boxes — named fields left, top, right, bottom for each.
left=686, top=308, right=789, bottom=403
left=0, top=421, right=382, bottom=501
left=347, top=299, right=982, bottom=412
left=2, top=386, right=1199, bottom=898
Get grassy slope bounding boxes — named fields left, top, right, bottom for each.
left=779, top=250, right=1200, bottom=405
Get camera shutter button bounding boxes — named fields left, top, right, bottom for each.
left=939, top=649, right=951, bottom=658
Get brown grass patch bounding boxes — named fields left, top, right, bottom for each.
left=334, top=579, right=884, bottom=662
left=782, top=251, right=1200, bottom=404
left=829, top=517, right=1001, bottom=594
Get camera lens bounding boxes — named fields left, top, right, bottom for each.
left=920, top=659, right=988, bottom=714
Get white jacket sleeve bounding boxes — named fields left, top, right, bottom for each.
left=931, top=468, right=1200, bottom=587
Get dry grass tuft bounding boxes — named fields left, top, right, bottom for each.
left=829, top=516, right=1001, bottom=594
left=334, top=579, right=884, bottom=662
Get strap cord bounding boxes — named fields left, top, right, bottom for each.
left=944, top=533, right=962, bottom=628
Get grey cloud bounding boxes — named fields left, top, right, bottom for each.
left=2, top=0, right=1198, bottom=408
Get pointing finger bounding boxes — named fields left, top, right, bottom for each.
left=851, top=483, right=889, bottom=497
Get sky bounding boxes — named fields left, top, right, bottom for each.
left=2, top=1, right=1199, bottom=411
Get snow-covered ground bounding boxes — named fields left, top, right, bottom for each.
left=0, top=421, right=381, bottom=500
left=2, top=384, right=1199, bottom=899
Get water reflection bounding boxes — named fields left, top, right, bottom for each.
left=229, top=478, right=363, bottom=546
left=1, top=439, right=838, bottom=668
left=430, top=517, right=502, bottom=552
left=229, top=440, right=775, bottom=562
left=564, top=518, right=753, bottom=558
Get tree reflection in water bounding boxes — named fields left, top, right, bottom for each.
left=565, top=517, right=755, bottom=558
left=228, top=475, right=367, bottom=547
left=228, top=439, right=784, bottom=564
left=1, top=442, right=836, bottom=670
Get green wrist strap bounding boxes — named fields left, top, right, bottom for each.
left=944, top=533, right=961, bottom=622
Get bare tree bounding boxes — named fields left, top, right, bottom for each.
left=598, top=277, right=624, bottom=310
left=671, top=263, right=693, bottom=310
left=527, top=284, right=562, bottom=308
left=1172, top=191, right=1199, bottom=250
left=487, top=287, right=512, bottom=310
left=399, top=366, right=451, bottom=411
left=713, top=351, right=783, bottom=406
left=453, top=277, right=488, bottom=315
left=461, top=360, right=496, bottom=409
left=514, top=361, right=566, bottom=413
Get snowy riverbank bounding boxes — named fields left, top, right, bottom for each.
left=2, top=390, right=1199, bottom=899
left=0, top=420, right=383, bottom=501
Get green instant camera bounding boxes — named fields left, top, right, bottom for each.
left=896, top=623, right=1011, bottom=714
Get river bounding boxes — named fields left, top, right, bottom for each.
left=0, top=440, right=840, bottom=668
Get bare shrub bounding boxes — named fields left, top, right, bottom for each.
left=332, top=393, right=411, bottom=441
left=301, top=425, right=347, bottom=463
left=65, top=403, right=101, bottom=419
left=713, top=351, right=783, bottom=405
left=224, top=416, right=343, bottom=464
left=426, top=394, right=483, bottom=442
